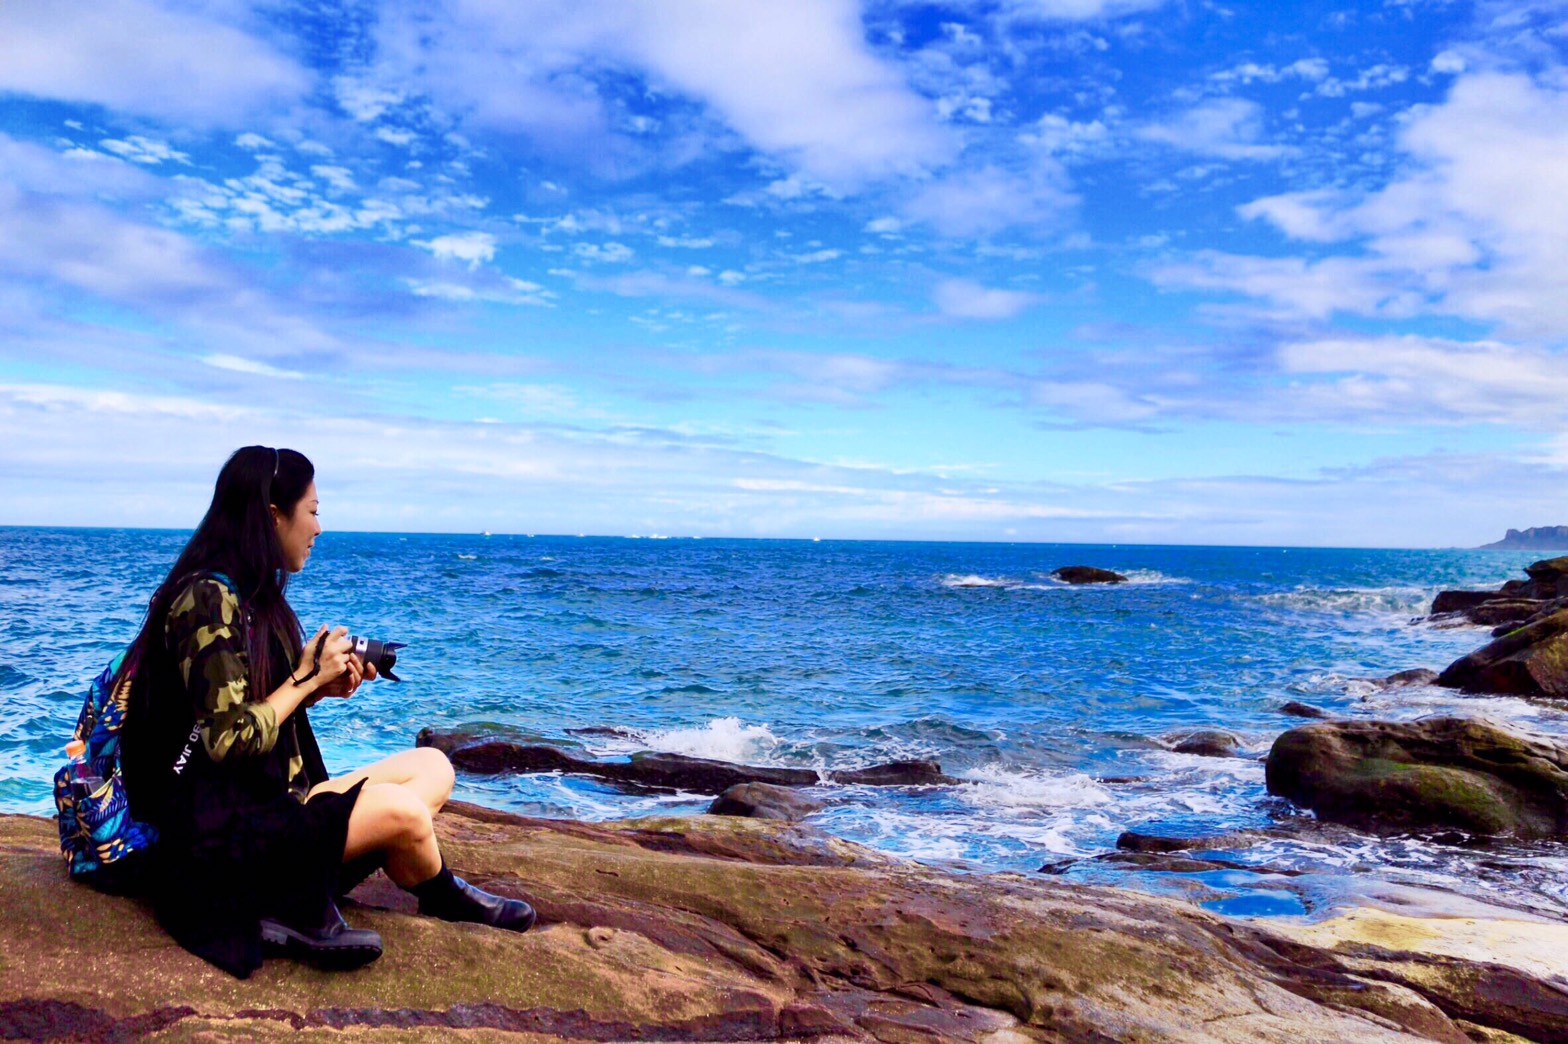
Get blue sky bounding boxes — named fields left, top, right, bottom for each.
left=2, top=0, right=1566, bottom=546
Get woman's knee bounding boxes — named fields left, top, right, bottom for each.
left=412, top=746, right=455, bottom=801
left=364, top=783, right=434, bottom=846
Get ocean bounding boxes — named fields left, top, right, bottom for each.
left=4, top=527, right=1566, bottom=921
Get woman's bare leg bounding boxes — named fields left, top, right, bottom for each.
left=308, top=748, right=454, bottom=883
left=309, top=747, right=454, bottom=816
left=338, top=782, right=442, bottom=886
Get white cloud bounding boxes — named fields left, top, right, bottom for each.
left=573, top=241, right=635, bottom=263
left=1020, top=114, right=1111, bottom=156
left=333, top=77, right=406, bottom=122
left=1210, top=58, right=1329, bottom=85
left=418, top=231, right=498, bottom=269
left=375, top=127, right=418, bottom=147
left=0, top=133, right=161, bottom=200
left=0, top=380, right=1135, bottom=539
left=999, top=0, right=1168, bottom=20
left=361, top=0, right=956, bottom=188
left=1279, top=335, right=1568, bottom=428
left=310, top=165, right=358, bottom=193
left=1137, top=99, right=1294, bottom=160
left=98, top=136, right=190, bottom=165
left=656, top=234, right=716, bottom=248
left=793, top=249, right=842, bottom=264
left=904, top=164, right=1077, bottom=237
left=405, top=276, right=555, bottom=306
left=1236, top=190, right=1350, bottom=242
left=1315, top=63, right=1409, bottom=98
left=933, top=279, right=1040, bottom=319
left=0, top=0, right=309, bottom=124
left=1169, top=72, right=1568, bottom=337
left=202, top=354, right=305, bottom=380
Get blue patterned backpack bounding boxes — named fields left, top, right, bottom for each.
left=53, top=648, right=160, bottom=893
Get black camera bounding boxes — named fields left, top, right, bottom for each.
left=348, top=636, right=406, bottom=682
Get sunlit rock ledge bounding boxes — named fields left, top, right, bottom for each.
left=4, top=804, right=1567, bottom=1043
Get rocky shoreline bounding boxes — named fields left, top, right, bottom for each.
left=6, top=802, right=1568, bottom=1042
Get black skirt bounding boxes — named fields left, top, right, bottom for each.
left=153, top=777, right=366, bottom=979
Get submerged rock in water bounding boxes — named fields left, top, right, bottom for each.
left=1384, top=668, right=1440, bottom=687
left=1115, top=828, right=1283, bottom=853
left=1280, top=701, right=1329, bottom=719
left=1171, top=730, right=1241, bottom=757
left=1051, top=565, right=1128, bottom=584
left=707, top=782, right=823, bottom=821
left=1437, top=608, right=1568, bottom=697
left=8, top=807, right=1568, bottom=1041
left=1265, top=718, right=1568, bottom=839
left=415, top=729, right=958, bottom=792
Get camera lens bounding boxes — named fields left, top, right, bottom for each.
left=348, top=635, right=406, bottom=682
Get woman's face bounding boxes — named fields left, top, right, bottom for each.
left=273, top=481, right=321, bottom=573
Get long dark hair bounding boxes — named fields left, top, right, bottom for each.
left=124, top=446, right=314, bottom=699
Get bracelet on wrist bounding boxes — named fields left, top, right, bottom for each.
left=290, top=631, right=329, bottom=688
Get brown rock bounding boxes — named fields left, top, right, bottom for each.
left=1384, top=669, right=1440, bottom=687
left=707, top=782, right=823, bottom=821
left=1465, top=600, right=1547, bottom=628
left=1265, top=718, right=1568, bottom=838
left=417, top=732, right=958, bottom=791
left=1171, top=730, right=1241, bottom=757
left=1438, top=608, right=1568, bottom=697
left=1431, top=590, right=1502, bottom=615
left=6, top=807, right=1568, bottom=1041
left=1281, top=701, right=1329, bottom=719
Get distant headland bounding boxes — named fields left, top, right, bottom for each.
left=1480, top=526, right=1568, bottom=550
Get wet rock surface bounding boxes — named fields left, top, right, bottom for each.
left=1051, top=564, right=1128, bottom=584
left=1171, top=729, right=1242, bottom=757
left=1384, top=668, right=1440, bottom=687
left=707, top=782, right=824, bottom=821
left=1429, top=557, right=1568, bottom=632
left=1424, top=560, right=1568, bottom=697
left=1438, top=608, right=1568, bottom=698
left=416, top=728, right=958, bottom=791
left=1280, top=700, right=1330, bottom=719
left=1265, top=718, right=1568, bottom=839
left=6, top=806, right=1568, bottom=1042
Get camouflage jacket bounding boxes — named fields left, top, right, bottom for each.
left=165, top=577, right=309, bottom=802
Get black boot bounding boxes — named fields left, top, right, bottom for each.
left=259, top=898, right=383, bottom=971
left=409, top=866, right=536, bottom=932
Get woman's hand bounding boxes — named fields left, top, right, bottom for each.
left=296, top=625, right=356, bottom=697
left=311, top=630, right=380, bottom=699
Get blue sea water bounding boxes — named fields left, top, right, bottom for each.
left=4, top=527, right=1566, bottom=920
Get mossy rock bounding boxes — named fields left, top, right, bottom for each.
left=1438, top=609, right=1568, bottom=697
left=5, top=804, right=1568, bottom=1041
left=1265, top=718, right=1568, bottom=839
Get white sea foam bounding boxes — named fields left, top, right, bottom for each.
left=826, top=803, right=1099, bottom=860
left=633, top=716, right=782, bottom=764
left=956, top=766, right=1114, bottom=810
left=456, top=553, right=477, bottom=560
left=1256, top=586, right=1430, bottom=616
left=941, top=573, right=1018, bottom=588
left=1117, top=569, right=1190, bottom=585
left=943, top=570, right=1188, bottom=590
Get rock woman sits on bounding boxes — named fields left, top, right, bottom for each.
left=120, top=446, right=533, bottom=978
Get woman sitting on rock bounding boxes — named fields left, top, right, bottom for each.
left=121, top=446, right=533, bottom=978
